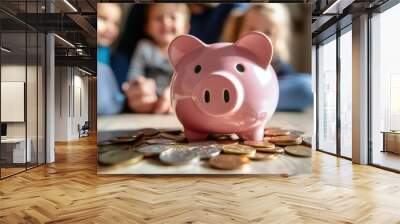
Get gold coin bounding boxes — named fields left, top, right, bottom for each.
left=136, top=128, right=159, bottom=137
left=276, top=139, right=302, bottom=146
left=248, top=152, right=277, bottom=161
left=222, top=144, right=256, bottom=156
left=243, top=140, right=275, bottom=148
left=269, top=135, right=302, bottom=144
left=145, top=138, right=177, bottom=145
left=99, top=149, right=143, bottom=166
left=264, top=127, right=282, bottom=132
left=110, top=136, right=137, bottom=143
left=264, top=129, right=290, bottom=137
left=284, top=145, right=312, bottom=157
left=160, top=132, right=186, bottom=142
left=256, top=146, right=284, bottom=153
left=98, top=143, right=133, bottom=154
left=209, top=154, right=250, bottom=170
left=216, top=139, right=239, bottom=145
left=264, top=136, right=272, bottom=141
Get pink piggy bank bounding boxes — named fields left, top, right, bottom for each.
left=168, top=31, right=279, bottom=142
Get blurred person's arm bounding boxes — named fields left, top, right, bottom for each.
left=153, top=86, right=172, bottom=114
left=273, top=59, right=313, bottom=112
left=127, top=39, right=150, bottom=81
left=123, top=40, right=159, bottom=113
left=98, top=63, right=125, bottom=116
left=123, top=76, right=158, bottom=113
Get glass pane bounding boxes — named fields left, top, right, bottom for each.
left=27, top=31, right=38, bottom=169
left=339, top=29, right=352, bottom=158
left=371, top=4, right=400, bottom=171
left=317, top=37, right=337, bottom=154
left=1, top=31, right=27, bottom=177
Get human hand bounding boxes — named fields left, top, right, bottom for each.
left=122, top=76, right=158, bottom=113
left=154, top=86, right=172, bottom=114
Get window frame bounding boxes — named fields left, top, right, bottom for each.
left=314, top=18, right=353, bottom=160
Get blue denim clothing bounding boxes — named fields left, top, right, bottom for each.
left=97, top=46, right=110, bottom=65
left=189, top=4, right=246, bottom=44
left=97, top=63, right=125, bottom=115
left=272, top=59, right=313, bottom=111
left=277, top=74, right=313, bottom=112
left=111, top=51, right=131, bottom=87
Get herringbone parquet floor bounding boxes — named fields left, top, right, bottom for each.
left=1, top=135, right=400, bottom=224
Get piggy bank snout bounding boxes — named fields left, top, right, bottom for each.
left=192, top=73, right=244, bottom=117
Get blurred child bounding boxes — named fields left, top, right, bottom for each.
left=222, top=4, right=313, bottom=111
left=97, top=3, right=125, bottom=115
left=124, top=4, right=190, bottom=113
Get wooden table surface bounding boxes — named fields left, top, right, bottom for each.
left=98, top=109, right=313, bottom=134
left=97, top=110, right=313, bottom=176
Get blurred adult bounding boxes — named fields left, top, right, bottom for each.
left=222, top=4, right=313, bottom=111
left=97, top=3, right=125, bottom=115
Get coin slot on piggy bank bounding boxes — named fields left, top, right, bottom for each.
left=168, top=31, right=279, bottom=142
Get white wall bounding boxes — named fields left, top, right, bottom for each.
left=1, top=65, right=34, bottom=138
left=54, top=67, right=89, bottom=141
left=1, top=64, right=46, bottom=164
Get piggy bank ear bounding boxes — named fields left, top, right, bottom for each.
left=168, top=35, right=205, bottom=68
left=234, top=31, right=273, bottom=69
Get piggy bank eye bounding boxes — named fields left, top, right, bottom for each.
left=194, top=65, right=202, bottom=74
left=236, top=64, right=245, bottom=73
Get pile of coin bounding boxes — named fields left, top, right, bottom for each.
left=98, top=127, right=312, bottom=170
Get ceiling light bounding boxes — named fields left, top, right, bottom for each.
left=1, top=47, right=11, bottom=53
left=322, top=0, right=355, bottom=15
left=78, top=67, right=92, bottom=76
left=63, top=0, right=78, bottom=12
left=54, top=34, right=75, bottom=48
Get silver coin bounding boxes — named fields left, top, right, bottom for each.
left=188, top=141, right=218, bottom=147
left=137, top=144, right=172, bottom=157
left=159, top=148, right=200, bottom=165
left=190, top=145, right=221, bottom=159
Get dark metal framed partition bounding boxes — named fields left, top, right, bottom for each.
left=314, top=0, right=400, bottom=173
left=0, top=0, right=47, bottom=180
left=314, top=14, right=353, bottom=160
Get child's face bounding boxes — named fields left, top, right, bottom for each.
left=146, top=4, right=188, bottom=48
left=239, top=9, right=277, bottom=45
left=97, top=3, right=121, bottom=46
